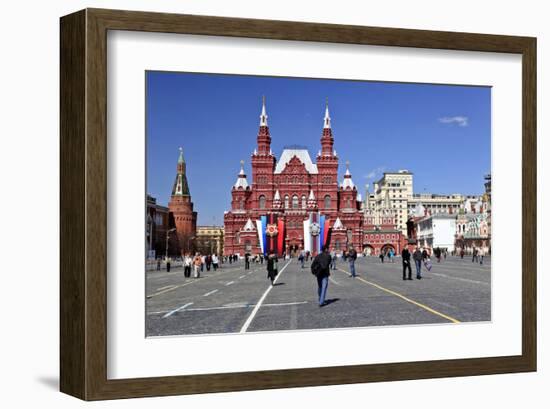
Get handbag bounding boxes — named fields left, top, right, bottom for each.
left=424, top=258, right=432, bottom=271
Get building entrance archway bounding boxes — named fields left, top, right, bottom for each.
left=363, top=244, right=375, bottom=256
left=380, top=243, right=396, bottom=256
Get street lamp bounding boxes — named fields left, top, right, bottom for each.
left=165, top=228, right=176, bottom=260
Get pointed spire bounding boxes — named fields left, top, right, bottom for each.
left=272, top=190, right=282, bottom=209
left=320, top=98, right=334, bottom=157
left=307, top=189, right=318, bottom=209
left=243, top=218, right=256, bottom=231
left=333, top=217, right=345, bottom=230
left=172, top=147, right=190, bottom=196
left=341, top=160, right=356, bottom=190
left=256, top=97, right=272, bottom=155
left=260, top=95, right=268, bottom=127
left=234, top=160, right=249, bottom=189
left=323, top=97, right=331, bottom=129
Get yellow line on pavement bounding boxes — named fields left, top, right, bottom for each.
left=337, top=268, right=461, bottom=324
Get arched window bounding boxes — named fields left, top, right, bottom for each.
left=284, top=195, right=289, bottom=209
left=324, top=195, right=331, bottom=209
left=301, top=195, right=306, bottom=209
left=335, top=240, right=341, bottom=250
left=259, top=195, right=266, bottom=210
left=240, top=199, right=244, bottom=210
left=292, top=195, right=299, bottom=209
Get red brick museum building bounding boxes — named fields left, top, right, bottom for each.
left=223, top=99, right=405, bottom=257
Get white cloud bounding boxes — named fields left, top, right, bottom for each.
left=364, top=166, right=386, bottom=180
left=438, top=116, right=469, bottom=127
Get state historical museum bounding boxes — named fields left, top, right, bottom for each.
left=224, top=98, right=370, bottom=257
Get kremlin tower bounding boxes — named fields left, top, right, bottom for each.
left=168, top=147, right=197, bottom=254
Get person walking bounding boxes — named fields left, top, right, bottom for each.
left=472, top=247, right=478, bottom=263
left=156, top=258, right=161, bottom=271
left=330, top=250, right=337, bottom=270
left=479, top=247, right=485, bottom=265
left=166, top=256, right=171, bottom=273
left=205, top=254, right=212, bottom=271
left=192, top=253, right=202, bottom=278
left=311, top=245, right=332, bottom=307
left=348, top=246, right=358, bottom=278
left=434, top=247, right=441, bottom=263
left=401, top=246, right=412, bottom=280
left=245, top=253, right=250, bottom=270
left=298, top=250, right=305, bottom=268
left=379, top=252, right=384, bottom=263
left=460, top=248, right=465, bottom=259
left=266, top=251, right=278, bottom=286
left=422, top=248, right=432, bottom=272
left=413, top=247, right=423, bottom=279
left=200, top=254, right=205, bottom=272
left=212, top=254, right=219, bottom=271
left=183, top=253, right=192, bottom=278
left=389, top=248, right=395, bottom=263
left=422, top=247, right=429, bottom=261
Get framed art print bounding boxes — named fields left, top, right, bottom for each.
left=60, top=8, right=536, bottom=400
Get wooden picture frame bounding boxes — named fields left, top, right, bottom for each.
left=60, top=8, right=536, bottom=400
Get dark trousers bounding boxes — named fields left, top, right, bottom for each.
left=166, top=263, right=171, bottom=272
left=184, top=266, right=191, bottom=277
left=245, top=261, right=250, bottom=269
left=402, top=261, right=412, bottom=279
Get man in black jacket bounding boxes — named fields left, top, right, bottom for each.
left=311, top=246, right=332, bottom=307
left=401, top=246, right=412, bottom=280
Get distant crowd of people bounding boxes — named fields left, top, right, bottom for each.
left=153, top=243, right=488, bottom=309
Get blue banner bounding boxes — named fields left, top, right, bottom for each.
left=261, top=215, right=267, bottom=256
left=319, top=214, right=325, bottom=250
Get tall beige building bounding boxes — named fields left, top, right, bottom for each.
left=366, top=170, right=479, bottom=235
left=369, top=170, right=413, bottom=234
left=195, top=226, right=225, bottom=255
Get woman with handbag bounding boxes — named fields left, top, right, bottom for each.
left=266, top=251, right=278, bottom=286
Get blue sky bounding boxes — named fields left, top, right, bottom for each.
left=146, top=71, right=491, bottom=225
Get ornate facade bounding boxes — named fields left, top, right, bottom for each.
left=223, top=99, right=403, bottom=257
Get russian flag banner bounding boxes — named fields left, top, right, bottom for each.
left=256, top=219, right=264, bottom=254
